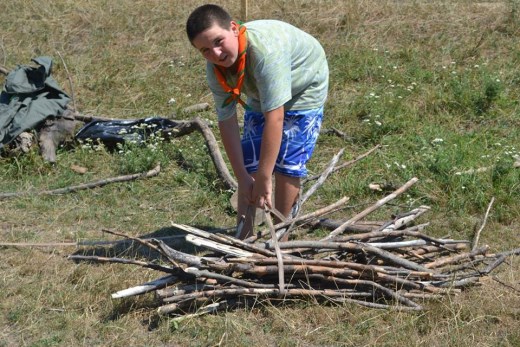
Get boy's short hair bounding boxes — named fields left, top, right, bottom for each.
left=186, top=4, right=232, bottom=43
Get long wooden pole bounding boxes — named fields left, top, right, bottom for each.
left=241, top=0, right=248, bottom=21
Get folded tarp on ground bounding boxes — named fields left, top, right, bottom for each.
left=0, top=56, right=70, bottom=148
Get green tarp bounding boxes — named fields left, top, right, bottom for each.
left=0, top=56, right=70, bottom=148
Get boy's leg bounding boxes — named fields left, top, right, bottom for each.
left=237, top=110, right=263, bottom=239
left=274, top=173, right=300, bottom=219
left=274, top=173, right=300, bottom=242
left=273, top=106, right=324, bottom=241
left=235, top=183, right=255, bottom=240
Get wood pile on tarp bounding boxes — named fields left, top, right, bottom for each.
left=68, top=150, right=519, bottom=318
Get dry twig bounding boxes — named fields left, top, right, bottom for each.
left=0, top=164, right=161, bottom=200
left=472, top=197, right=495, bottom=251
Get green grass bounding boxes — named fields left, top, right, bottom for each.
left=1, top=0, right=519, bottom=346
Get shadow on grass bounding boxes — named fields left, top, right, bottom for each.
left=69, top=224, right=233, bottom=260
left=68, top=224, right=235, bottom=329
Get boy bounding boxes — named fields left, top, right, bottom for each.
left=186, top=4, right=328, bottom=239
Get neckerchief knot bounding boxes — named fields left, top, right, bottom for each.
left=213, top=24, right=250, bottom=110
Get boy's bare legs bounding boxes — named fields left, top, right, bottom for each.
left=236, top=178, right=255, bottom=240
left=274, top=172, right=300, bottom=242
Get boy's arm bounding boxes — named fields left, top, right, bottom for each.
left=218, top=113, right=250, bottom=184
left=219, top=114, right=256, bottom=239
left=253, top=105, right=284, bottom=209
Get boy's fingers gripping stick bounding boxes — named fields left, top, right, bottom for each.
left=235, top=204, right=256, bottom=239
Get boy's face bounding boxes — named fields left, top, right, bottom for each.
left=192, top=21, right=240, bottom=68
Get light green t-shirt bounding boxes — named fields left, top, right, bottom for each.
left=206, top=20, right=329, bottom=121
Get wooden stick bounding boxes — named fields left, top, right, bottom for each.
left=68, top=255, right=176, bottom=273
left=480, top=254, right=507, bottom=275
left=229, top=257, right=437, bottom=279
left=243, top=264, right=360, bottom=279
left=156, top=283, right=217, bottom=299
left=229, top=257, right=383, bottom=271
left=404, top=243, right=467, bottom=257
left=472, top=197, right=494, bottom=251
left=0, top=164, right=161, bottom=199
left=303, top=144, right=381, bottom=184
left=192, top=117, right=237, bottom=190
left=298, top=148, right=344, bottom=207
left=378, top=206, right=430, bottom=232
left=185, top=234, right=255, bottom=257
left=240, top=0, right=248, bottom=21
left=492, top=248, right=520, bottom=257
left=367, top=239, right=468, bottom=250
left=181, top=103, right=210, bottom=114
left=71, top=103, right=209, bottom=123
left=337, top=227, right=450, bottom=244
left=334, top=297, right=421, bottom=311
left=375, top=273, right=442, bottom=293
left=264, top=209, right=286, bottom=295
left=160, top=287, right=395, bottom=305
left=151, top=239, right=209, bottom=269
left=312, top=274, right=422, bottom=309
left=158, top=300, right=227, bottom=317
left=273, top=240, right=432, bottom=272
left=68, top=112, right=121, bottom=123
left=245, top=196, right=350, bottom=243
left=315, top=219, right=383, bottom=232
left=101, top=228, right=162, bottom=254
left=0, top=235, right=189, bottom=249
left=441, top=257, right=488, bottom=274
left=184, top=267, right=275, bottom=289
left=492, top=276, right=520, bottom=293
left=0, top=65, right=9, bottom=75
left=171, top=222, right=275, bottom=257
left=430, top=277, right=481, bottom=288
left=401, top=292, right=444, bottom=300
left=111, top=275, right=178, bottom=298
left=323, top=177, right=419, bottom=240
left=71, top=113, right=235, bottom=190
left=0, top=241, right=78, bottom=248
left=425, top=245, right=489, bottom=269
left=320, top=127, right=352, bottom=140
left=100, top=230, right=192, bottom=269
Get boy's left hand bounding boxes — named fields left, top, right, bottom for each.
left=252, top=177, right=272, bottom=209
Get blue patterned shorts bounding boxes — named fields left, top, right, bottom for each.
left=241, top=106, right=323, bottom=177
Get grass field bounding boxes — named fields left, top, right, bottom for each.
left=1, top=1, right=519, bottom=346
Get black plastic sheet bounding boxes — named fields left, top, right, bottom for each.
left=75, top=117, right=177, bottom=149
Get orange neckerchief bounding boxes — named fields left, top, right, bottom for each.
left=213, top=24, right=250, bottom=110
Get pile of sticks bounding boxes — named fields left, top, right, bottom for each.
left=68, top=162, right=519, bottom=317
